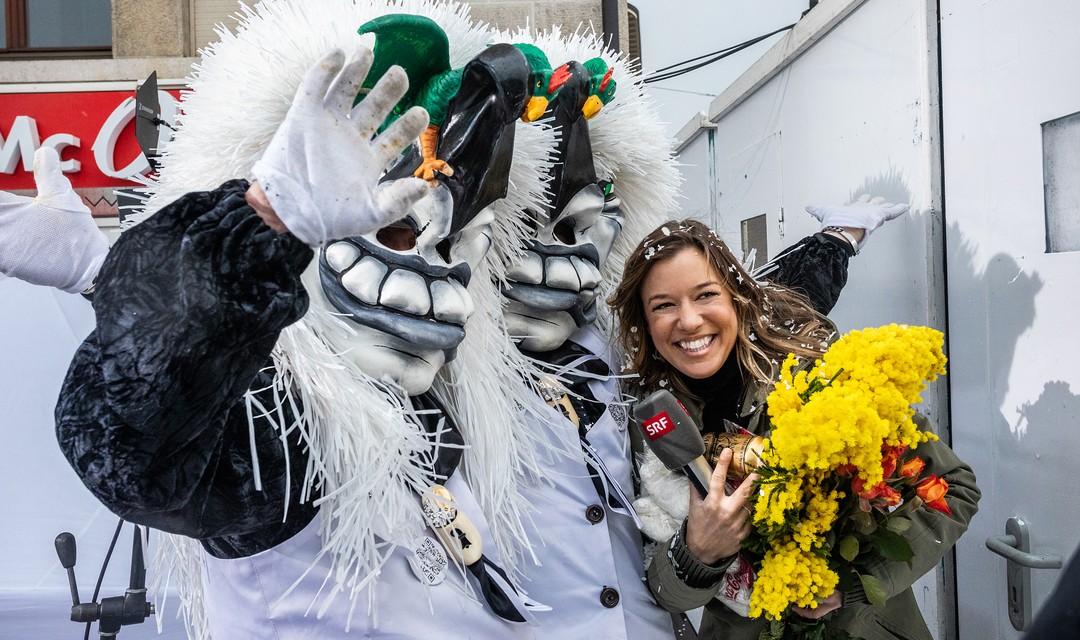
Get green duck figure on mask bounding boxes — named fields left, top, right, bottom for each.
left=356, top=14, right=570, bottom=182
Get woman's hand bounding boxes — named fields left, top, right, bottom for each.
left=791, top=589, right=842, bottom=619
left=685, top=448, right=759, bottom=564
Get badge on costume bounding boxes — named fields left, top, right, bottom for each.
left=536, top=374, right=581, bottom=427
left=408, top=535, right=448, bottom=586
left=421, top=484, right=483, bottom=565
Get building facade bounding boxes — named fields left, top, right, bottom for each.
left=0, top=0, right=629, bottom=211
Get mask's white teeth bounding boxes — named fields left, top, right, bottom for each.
left=341, top=256, right=387, bottom=304
left=505, top=250, right=544, bottom=285
left=431, top=278, right=472, bottom=324
left=544, top=255, right=580, bottom=291
left=325, top=241, right=361, bottom=273
left=570, top=255, right=601, bottom=290
left=379, top=269, right=431, bottom=316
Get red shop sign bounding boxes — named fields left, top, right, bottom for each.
left=0, top=86, right=181, bottom=193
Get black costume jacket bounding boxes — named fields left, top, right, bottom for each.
left=56, top=180, right=319, bottom=559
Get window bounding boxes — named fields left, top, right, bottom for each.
left=2, top=0, right=111, bottom=55
left=740, top=214, right=768, bottom=269
left=1042, top=110, right=1080, bottom=253
left=193, top=0, right=240, bottom=52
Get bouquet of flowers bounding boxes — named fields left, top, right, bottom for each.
left=742, top=324, right=950, bottom=639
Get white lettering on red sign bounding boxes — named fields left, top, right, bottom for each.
left=642, top=411, right=675, bottom=441
left=0, top=116, right=42, bottom=174
left=0, top=90, right=177, bottom=179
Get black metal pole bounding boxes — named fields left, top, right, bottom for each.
left=601, top=0, right=621, bottom=53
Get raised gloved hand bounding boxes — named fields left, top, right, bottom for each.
left=805, top=194, right=909, bottom=250
left=250, top=47, right=430, bottom=246
left=0, top=147, right=108, bottom=293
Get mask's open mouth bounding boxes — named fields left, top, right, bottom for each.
left=319, top=236, right=473, bottom=352
left=501, top=240, right=601, bottom=326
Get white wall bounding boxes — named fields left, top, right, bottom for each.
left=941, top=0, right=1080, bottom=636
left=677, top=0, right=942, bottom=337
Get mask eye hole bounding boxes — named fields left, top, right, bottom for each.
left=553, top=217, right=576, bottom=245
left=435, top=238, right=452, bottom=264
left=376, top=221, right=417, bottom=251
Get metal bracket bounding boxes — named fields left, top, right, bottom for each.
left=985, top=516, right=1063, bottom=631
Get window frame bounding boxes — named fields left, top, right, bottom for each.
left=2, top=0, right=112, bottom=58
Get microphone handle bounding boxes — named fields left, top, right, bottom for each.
left=683, top=456, right=713, bottom=498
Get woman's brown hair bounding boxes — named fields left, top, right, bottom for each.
left=608, top=219, right=834, bottom=399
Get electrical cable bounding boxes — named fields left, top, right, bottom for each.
left=84, top=517, right=125, bottom=640
left=643, top=23, right=795, bottom=84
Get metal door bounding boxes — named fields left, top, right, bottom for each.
left=940, top=0, right=1080, bottom=636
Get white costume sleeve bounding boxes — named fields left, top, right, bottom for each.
left=0, top=147, right=108, bottom=293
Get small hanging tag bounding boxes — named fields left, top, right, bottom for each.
left=407, top=535, right=448, bottom=586
left=607, top=402, right=628, bottom=432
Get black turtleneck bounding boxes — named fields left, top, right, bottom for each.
left=679, top=355, right=745, bottom=434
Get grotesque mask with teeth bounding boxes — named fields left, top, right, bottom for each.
left=502, top=183, right=623, bottom=352
left=501, top=60, right=625, bottom=353
left=302, top=182, right=494, bottom=395
left=301, top=42, right=533, bottom=395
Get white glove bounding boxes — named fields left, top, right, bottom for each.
left=805, top=194, right=909, bottom=250
left=0, top=147, right=108, bottom=293
left=251, top=47, right=430, bottom=247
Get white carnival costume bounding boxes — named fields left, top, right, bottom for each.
left=53, top=1, right=567, bottom=638
left=484, top=26, right=685, bottom=639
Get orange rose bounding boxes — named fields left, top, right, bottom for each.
left=916, top=474, right=952, bottom=515
left=880, top=444, right=907, bottom=479
left=899, top=457, right=926, bottom=479
left=854, top=476, right=902, bottom=505
left=880, top=485, right=902, bottom=506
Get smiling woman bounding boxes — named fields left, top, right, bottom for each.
left=639, top=246, right=739, bottom=380
left=610, top=219, right=830, bottom=400
left=608, top=219, right=980, bottom=640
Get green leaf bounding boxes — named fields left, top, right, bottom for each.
left=852, top=510, right=872, bottom=528
left=859, top=573, right=888, bottom=606
left=884, top=517, right=912, bottom=535
left=838, top=535, right=860, bottom=562
left=758, top=619, right=785, bottom=640
left=872, top=528, right=915, bottom=563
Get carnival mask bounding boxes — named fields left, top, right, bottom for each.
left=300, top=41, right=535, bottom=394
left=302, top=182, right=493, bottom=394
left=501, top=59, right=624, bottom=352
left=502, top=183, right=623, bottom=352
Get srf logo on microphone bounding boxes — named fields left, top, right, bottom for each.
left=641, top=411, right=676, bottom=441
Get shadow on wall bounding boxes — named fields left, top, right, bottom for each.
left=1016, top=381, right=1080, bottom=439
left=943, top=219, right=1074, bottom=444
left=850, top=167, right=911, bottom=208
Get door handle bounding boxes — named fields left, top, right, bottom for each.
left=984, top=517, right=1063, bottom=631
left=985, top=533, right=1062, bottom=568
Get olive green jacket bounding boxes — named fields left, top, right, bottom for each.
left=645, top=377, right=981, bottom=640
